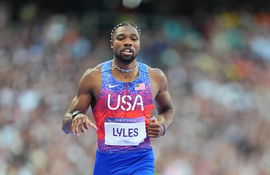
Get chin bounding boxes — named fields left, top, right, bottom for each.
left=117, top=54, right=136, bottom=64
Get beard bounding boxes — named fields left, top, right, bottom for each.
left=114, top=51, right=137, bottom=64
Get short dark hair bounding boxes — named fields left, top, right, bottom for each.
left=110, top=21, right=141, bottom=42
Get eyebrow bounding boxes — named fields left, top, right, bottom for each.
left=115, top=33, right=139, bottom=37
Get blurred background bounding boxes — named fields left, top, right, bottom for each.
left=1, top=0, right=270, bottom=174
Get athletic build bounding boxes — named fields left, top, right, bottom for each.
left=62, top=22, right=174, bottom=175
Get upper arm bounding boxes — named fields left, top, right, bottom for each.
left=68, top=68, right=100, bottom=113
left=150, top=68, right=173, bottom=113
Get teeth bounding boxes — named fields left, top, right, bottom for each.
left=124, top=49, right=131, bottom=52
left=122, top=49, right=132, bottom=55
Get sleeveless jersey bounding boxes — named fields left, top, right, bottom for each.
left=92, top=60, right=155, bottom=153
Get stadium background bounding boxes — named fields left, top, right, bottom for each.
left=1, top=0, right=270, bottom=174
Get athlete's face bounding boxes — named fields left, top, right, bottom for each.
left=111, top=25, right=140, bottom=64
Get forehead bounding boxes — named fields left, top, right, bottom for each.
left=114, top=25, right=139, bottom=36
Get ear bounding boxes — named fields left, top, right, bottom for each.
left=110, top=40, right=113, bottom=48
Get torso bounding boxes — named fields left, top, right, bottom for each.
left=89, top=60, right=160, bottom=153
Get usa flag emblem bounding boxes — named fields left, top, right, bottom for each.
left=135, top=83, right=145, bottom=90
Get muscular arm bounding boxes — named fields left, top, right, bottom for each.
left=148, top=68, right=174, bottom=138
left=62, top=68, right=99, bottom=134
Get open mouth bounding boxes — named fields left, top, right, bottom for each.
left=121, top=48, right=134, bottom=56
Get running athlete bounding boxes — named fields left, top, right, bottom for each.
left=62, top=21, right=174, bottom=175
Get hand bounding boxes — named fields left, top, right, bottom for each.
left=147, top=117, right=165, bottom=138
left=71, top=114, right=98, bottom=135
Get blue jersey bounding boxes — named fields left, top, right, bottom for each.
left=92, top=60, right=155, bottom=153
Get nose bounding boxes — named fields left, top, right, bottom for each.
left=123, top=38, right=132, bottom=47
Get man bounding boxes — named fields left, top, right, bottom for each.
left=62, top=21, right=174, bottom=175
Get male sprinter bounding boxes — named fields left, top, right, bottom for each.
left=62, top=21, right=174, bottom=175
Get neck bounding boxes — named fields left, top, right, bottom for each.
left=112, top=59, right=137, bottom=73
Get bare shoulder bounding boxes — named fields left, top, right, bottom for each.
left=81, top=65, right=101, bottom=80
left=78, top=65, right=101, bottom=94
left=148, top=67, right=168, bottom=94
left=149, top=67, right=167, bottom=83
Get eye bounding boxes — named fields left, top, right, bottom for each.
left=131, top=37, right=138, bottom=41
left=116, top=35, right=124, bottom=41
left=117, top=37, right=124, bottom=41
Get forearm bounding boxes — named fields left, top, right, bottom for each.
left=158, top=108, right=174, bottom=130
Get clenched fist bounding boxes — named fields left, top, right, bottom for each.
left=147, top=117, right=166, bottom=138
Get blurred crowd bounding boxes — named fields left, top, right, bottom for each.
left=1, top=3, right=270, bottom=175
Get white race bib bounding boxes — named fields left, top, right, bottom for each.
left=104, top=117, right=146, bottom=146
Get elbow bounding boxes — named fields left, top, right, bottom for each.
left=168, top=106, right=175, bottom=121
left=171, top=107, right=175, bottom=116
left=170, top=109, right=175, bottom=120
left=170, top=104, right=175, bottom=113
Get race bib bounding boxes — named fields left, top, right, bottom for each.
left=104, top=117, right=146, bottom=146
